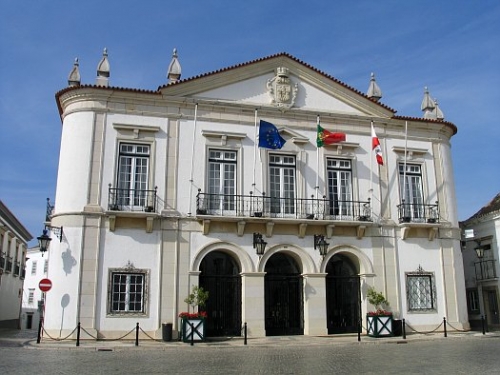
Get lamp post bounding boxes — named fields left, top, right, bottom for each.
left=475, top=245, right=485, bottom=259
left=253, top=232, right=267, bottom=257
left=314, top=234, right=329, bottom=258
left=37, top=226, right=63, bottom=255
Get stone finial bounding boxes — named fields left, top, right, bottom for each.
left=68, top=58, right=81, bottom=87
left=421, top=87, right=437, bottom=119
left=167, top=48, right=182, bottom=83
left=367, top=72, right=382, bottom=101
left=433, top=98, right=444, bottom=119
left=96, top=48, right=110, bottom=87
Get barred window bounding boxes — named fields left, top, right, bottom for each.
left=31, top=261, right=37, bottom=275
left=406, top=268, right=436, bottom=312
left=108, top=267, right=148, bottom=315
left=467, top=290, right=480, bottom=313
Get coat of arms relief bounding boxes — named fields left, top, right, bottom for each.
left=266, top=67, right=298, bottom=111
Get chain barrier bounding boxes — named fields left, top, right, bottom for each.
left=41, top=326, right=77, bottom=341
left=404, top=320, right=443, bottom=335
left=445, top=321, right=469, bottom=333
left=139, top=326, right=164, bottom=343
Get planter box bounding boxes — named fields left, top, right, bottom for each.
left=181, top=317, right=206, bottom=342
left=367, top=314, right=393, bottom=337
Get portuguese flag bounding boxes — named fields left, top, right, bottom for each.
left=316, top=124, right=346, bottom=147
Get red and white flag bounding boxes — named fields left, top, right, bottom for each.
left=371, top=122, right=384, bottom=165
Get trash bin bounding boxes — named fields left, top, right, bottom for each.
left=162, top=323, right=173, bottom=342
left=393, top=319, right=402, bottom=337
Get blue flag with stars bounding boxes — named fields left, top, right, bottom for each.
left=258, top=120, right=286, bottom=149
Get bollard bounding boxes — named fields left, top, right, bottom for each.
left=443, top=317, right=447, bottom=337
left=402, top=318, right=406, bottom=339
left=481, top=315, right=485, bottom=335
left=244, top=322, right=247, bottom=345
left=135, top=322, right=139, bottom=346
left=190, top=322, right=194, bottom=346
left=36, top=317, right=43, bottom=344
left=485, top=314, right=488, bottom=333
left=76, top=322, right=81, bottom=347
left=357, top=319, right=361, bottom=342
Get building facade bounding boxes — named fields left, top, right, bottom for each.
left=461, top=193, right=500, bottom=330
left=21, top=246, right=47, bottom=330
left=0, top=200, right=32, bottom=328
left=43, top=50, right=468, bottom=339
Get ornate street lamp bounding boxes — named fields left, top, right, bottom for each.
left=253, top=232, right=267, bottom=256
left=314, top=234, right=329, bottom=257
left=475, top=245, right=485, bottom=259
left=37, top=226, right=63, bottom=255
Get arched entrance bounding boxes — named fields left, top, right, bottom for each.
left=326, top=254, right=360, bottom=334
left=264, top=253, right=303, bottom=336
left=199, top=251, right=242, bottom=337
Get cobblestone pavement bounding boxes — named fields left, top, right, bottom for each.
left=1, top=329, right=500, bottom=374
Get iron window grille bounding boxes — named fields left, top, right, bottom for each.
left=108, top=264, right=148, bottom=316
left=406, top=266, right=437, bottom=312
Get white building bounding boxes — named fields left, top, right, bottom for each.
left=0, top=200, right=32, bottom=328
left=43, top=50, right=468, bottom=339
left=461, top=193, right=500, bottom=330
left=21, top=245, right=47, bottom=330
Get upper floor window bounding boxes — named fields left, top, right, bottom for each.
left=117, top=143, right=150, bottom=208
left=399, top=163, right=424, bottom=220
left=269, top=154, right=296, bottom=215
left=44, top=259, right=48, bottom=274
left=31, top=261, right=37, bottom=275
left=207, top=150, right=237, bottom=213
left=28, top=288, right=35, bottom=304
left=327, top=158, right=353, bottom=217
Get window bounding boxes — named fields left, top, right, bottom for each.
left=108, top=269, right=148, bottom=315
left=406, top=269, right=436, bottom=312
left=327, top=158, right=353, bottom=217
left=399, top=163, right=424, bottom=220
left=269, top=154, right=296, bottom=215
left=28, top=289, right=35, bottom=304
left=208, top=150, right=237, bottom=212
left=467, top=290, right=480, bottom=313
left=117, top=143, right=150, bottom=208
left=31, top=261, right=37, bottom=275
left=44, top=260, right=48, bottom=274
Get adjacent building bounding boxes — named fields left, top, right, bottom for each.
left=21, top=245, right=46, bottom=330
left=0, top=200, right=32, bottom=328
left=42, top=50, right=469, bottom=339
left=461, top=193, right=500, bottom=330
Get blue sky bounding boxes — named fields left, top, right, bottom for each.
left=1, top=1, right=499, bottom=244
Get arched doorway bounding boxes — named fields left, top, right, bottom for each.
left=199, top=251, right=242, bottom=337
left=326, top=254, right=360, bottom=334
left=264, top=252, right=303, bottom=336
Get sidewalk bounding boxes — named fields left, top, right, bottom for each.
left=1, top=328, right=498, bottom=351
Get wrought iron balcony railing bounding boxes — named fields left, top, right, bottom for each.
left=14, top=261, right=20, bottom=277
left=475, top=260, right=498, bottom=281
left=0, top=251, right=5, bottom=269
left=108, top=185, right=159, bottom=213
left=5, top=256, right=12, bottom=273
left=397, top=200, right=439, bottom=224
left=196, top=190, right=372, bottom=222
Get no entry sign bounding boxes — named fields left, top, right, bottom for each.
left=39, top=278, right=52, bottom=292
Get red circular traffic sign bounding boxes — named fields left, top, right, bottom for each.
left=39, top=278, right=52, bottom=292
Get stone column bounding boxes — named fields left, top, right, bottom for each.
left=241, top=272, right=266, bottom=337
left=303, top=273, right=328, bottom=335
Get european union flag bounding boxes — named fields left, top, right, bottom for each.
left=258, top=120, right=286, bottom=149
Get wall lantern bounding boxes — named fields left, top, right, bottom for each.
left=37, top=226, right=63, bottom=255
left=253, top=232, right=267, bottom=256
left=314, top=234, right=329, bottom=257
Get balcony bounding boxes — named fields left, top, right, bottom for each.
left=5, top=256, right=12, bottom=273
left=195, top=190, right=372, bottom=238
left=107, top=186, right=161, bottom=233
left=397, top=200, right=439, bottom=224
left=475, top=260, right=498, bottom=281
left=0, top=251, right=5, bottom=269
left=13, top=261, right=20, bottom=277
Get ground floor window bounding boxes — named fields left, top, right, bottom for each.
left=108, top=267, right=148, bottom=315
left=467, top=289, right=480, bottom=313
left=406, top=267, right=436, bottom=312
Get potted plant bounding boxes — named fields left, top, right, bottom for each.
left=366, top=286, right=393, bottom=337
left=179, top=285, right=209, bottom=342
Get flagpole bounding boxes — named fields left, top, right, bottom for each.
left=188, top=103, right=198, bottom=216
left=252, top=109, right=258, bottom=190
left=316, top=115, right=320, bottom=199
left=402, top=121, right=408, bottom=215
left=370, top=121, right=374, bottom=213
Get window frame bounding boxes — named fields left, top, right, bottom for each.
left=268, top=153, right=297, bottom=216
left=406, top=267, right=437, bottom=313
left=107, top=266, right=149, bottom=317
left=207, top=149, right=238, bottom=213
left=398, top=163, right=425, bottom=220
